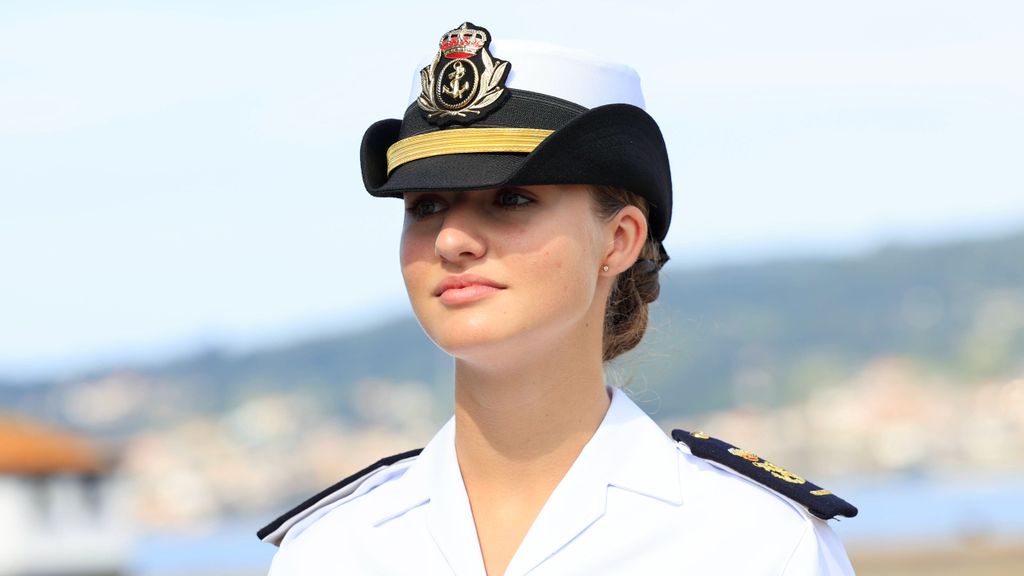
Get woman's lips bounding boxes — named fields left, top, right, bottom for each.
left=434, top=275, right=506, bottom=305
left=438, top=284, right=503, bottom=305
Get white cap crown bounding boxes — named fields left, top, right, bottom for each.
left=408, top=39, right=646, bottom=111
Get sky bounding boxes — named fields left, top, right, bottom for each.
left=1, top=0, right=1022, bottom=379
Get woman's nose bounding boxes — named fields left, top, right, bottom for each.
left=434, top=204, right=487, bottom=264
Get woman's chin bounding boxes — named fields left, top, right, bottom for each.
left=421, top=318, right=537, bottom=365
left=426, top=325, right=512, bottom=359
left=423, top=316, right=583, bottom=369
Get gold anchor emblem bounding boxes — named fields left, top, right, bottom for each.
left=418, top=22, right=510, bottom=124
left=443, top=61, right=469, bottom=99
left=752, top=460, right=806, bottom=484
left=729, top=447, right=806, bottom=484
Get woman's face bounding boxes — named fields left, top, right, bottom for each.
left=400, top=184, right=608, bottom=362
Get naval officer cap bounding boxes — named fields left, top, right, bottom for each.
left=360, top=22, right=674, bottom=242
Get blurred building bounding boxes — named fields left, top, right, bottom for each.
left=0, top=416, right=130, bottom=576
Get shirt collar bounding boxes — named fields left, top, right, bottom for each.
left=373, top=386, right=681, bottom=520
left=600, top=386, right=684, bottom=505
left=368, top=418, right=449, bottom=527
left=370, top=386, right=684, bottom=575
left=503, top=386, right=683, bottom=576
left=371, top=415, right=487, bottom=575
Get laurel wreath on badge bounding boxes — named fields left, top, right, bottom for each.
left=418, top=48, right=509, bottom=120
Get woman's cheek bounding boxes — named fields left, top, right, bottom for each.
left=399, top=249, right=431, bottom=309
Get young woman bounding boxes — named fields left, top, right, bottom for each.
left=259, top=22, right=857, bottom=575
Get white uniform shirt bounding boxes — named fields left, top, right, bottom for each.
left=266, top=387, right=855, bottom=575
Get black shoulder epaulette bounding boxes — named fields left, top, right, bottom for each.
left=256, top=448, right=423, bottom=544
left=672, top=429, right=857, bottom=520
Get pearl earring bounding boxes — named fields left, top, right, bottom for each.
left=601, top=265, right=610, bottom=272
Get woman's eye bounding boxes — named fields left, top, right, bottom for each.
left=406, top=197, right=446, bottom=219
left=496, top=190, right=533, bottom=209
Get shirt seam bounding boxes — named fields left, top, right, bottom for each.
left=778, top=519, right=814, bottom=576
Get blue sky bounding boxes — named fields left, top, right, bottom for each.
left=1, top=0, right=1022, bottom=378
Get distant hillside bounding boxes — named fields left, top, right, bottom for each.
left=635, top=229, right=1024, bottom=416
left=2, top=229, right=1022, bottom=427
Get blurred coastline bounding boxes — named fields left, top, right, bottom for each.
left=6, top=367, right=1023, bottom=575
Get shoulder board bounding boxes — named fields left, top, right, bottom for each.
left=672, top=429, right=857, bottom=521
left=256, top=448, right=423, bottom=544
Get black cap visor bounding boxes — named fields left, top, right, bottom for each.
left=360, top=103, right=672, bottom=241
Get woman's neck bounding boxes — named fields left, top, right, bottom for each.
left=451, top=339, right=611, bottom=489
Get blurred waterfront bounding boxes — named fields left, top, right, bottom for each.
left=6, top=366, right=1024, bottom=575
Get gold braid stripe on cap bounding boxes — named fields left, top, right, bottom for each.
left=386, top=128, right=555, bottom=175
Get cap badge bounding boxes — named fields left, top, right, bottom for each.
left=417, top=22, right=511, bottom=126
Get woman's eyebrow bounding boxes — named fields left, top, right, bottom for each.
left=404, top=190, right=443, bottom=199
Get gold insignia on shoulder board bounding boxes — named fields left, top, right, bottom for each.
left=728, top=447, right=761, bottom=462
left=752, top=460, right=806, bottom=485
left=728, top=447, right=806, bottom=484
left=690, top=431, right=710, bottom=439
left=810, top=489, right=832, bottom=496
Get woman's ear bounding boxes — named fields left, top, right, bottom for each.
left=600, top=205, right=648, bottom=275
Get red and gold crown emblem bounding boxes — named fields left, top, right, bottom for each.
left=417, top=22, right=511, bottom=126
left=440, top=24, right=487, bottom=59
